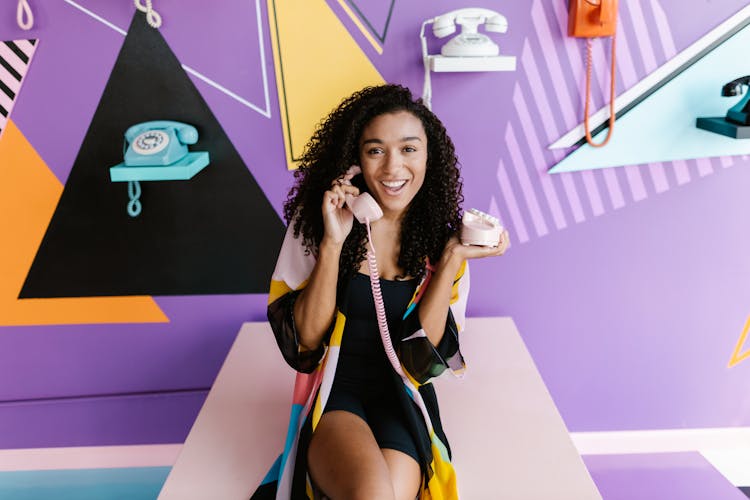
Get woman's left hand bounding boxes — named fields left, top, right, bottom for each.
left=440, top=230, right=509, bottom=271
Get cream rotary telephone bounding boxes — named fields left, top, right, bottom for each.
left=431, top=8, right=509, bottom=57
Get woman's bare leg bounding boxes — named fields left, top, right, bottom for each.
left=382, top=448, right=421, bottom=500
left=308, top=411, right=395, bottom=500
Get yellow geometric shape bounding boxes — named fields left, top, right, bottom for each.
left=0, top=120, right=168, bottom=326
left=267, top=0, right=385, bottom=170
left=728, top=314, right=750, bottom=368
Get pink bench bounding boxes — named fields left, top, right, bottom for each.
left=159, top=318, right=601, bottom=499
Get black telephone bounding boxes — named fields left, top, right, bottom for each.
left=696, top=75, right=750, bottom=139
left=721, top=76, right=750, bottom=126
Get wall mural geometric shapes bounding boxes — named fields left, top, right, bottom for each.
left=331, top=0, right=396, bottom=54
left=19, top=12, right=285, bottom=298
left=0, top=120, right=167, bottom=326
left=268, top=0, right=384, bottom=170
left=65, top=0, right=273, bottom=119
left=549, top=11, right=750, bottom=174
left=491, top=0, right=735, bottom=246
left=728, top=315, right=750, bottom=368
left=0, top=39, right=38, bottom=141
left=549, top=4, right=750, bottom=150
left=344, top=0, right=395, bottom=43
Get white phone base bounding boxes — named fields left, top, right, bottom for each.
left=429, top=55, right=516, bottom=72
left=461, top=209, right=503, bottom=247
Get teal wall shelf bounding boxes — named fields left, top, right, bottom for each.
left=109, top=151, right=209, bottom=182
left=108, top=151, right=210, bottom=217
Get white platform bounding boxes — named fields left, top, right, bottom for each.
left=428, top=55, right=516, bottom=72
left=159, top=318, right=601, bottom=499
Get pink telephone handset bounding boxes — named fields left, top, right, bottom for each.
left=342, top=166, right=383, bottom=224
left=345, top=192, right=383, bottom=224
left=460, top=208, right=503, bottom=247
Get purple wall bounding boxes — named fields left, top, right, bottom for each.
left=1, top=0, right=749, bottom=448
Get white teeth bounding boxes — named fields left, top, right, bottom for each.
left=381, top=180, right=406, bottom=188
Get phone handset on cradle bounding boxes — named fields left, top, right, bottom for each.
left=123, top=120, right=199, bottom=167
left=430, top=8, right=508, bottom=57
left=696, top=76, right=750, bottom=139
left=568, top=0, right=617, bottom=38
left=420, top=8, right=514, bottom=110
left=722, top=76, right=750, bottom=126
left=568, top=0, right=619, bottom=148
left=109, top=120, right=210, bottom=218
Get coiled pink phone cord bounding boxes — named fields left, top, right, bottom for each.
left=364, top=218, right=406, bottom=377
left=364, top=219, right=404, bottom=376
left=364, top=218, right=440, bottom=432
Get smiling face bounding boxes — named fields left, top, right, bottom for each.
left=358, top=111, right=428, bottom=220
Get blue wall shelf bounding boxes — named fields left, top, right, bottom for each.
left=108, top=152, right=210, bottom=217
left=109, top=152, right=210, bottom=182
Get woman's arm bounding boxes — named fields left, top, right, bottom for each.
left=418, top=233, right=509, bottom=346
left=292, top=171, right=361, bottom=351
left=292, top=239, right=342, bottom=351
left=395, top=232, right=507, bottom=384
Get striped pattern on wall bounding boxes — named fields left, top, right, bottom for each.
left=491, top=0, right=736, bottom=244
left=0, top=40, right=38, bottom=140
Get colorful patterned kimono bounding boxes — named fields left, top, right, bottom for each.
left=252, top=223, right=469, bottom=500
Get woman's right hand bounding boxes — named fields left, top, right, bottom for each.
left=321, top=172, right=361, bottom=246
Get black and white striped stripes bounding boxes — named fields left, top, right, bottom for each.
left=0, top=39, right=37, bottom=139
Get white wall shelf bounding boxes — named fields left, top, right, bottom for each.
left=428, top=54, right=516, bottom=72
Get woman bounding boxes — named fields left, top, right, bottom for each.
left=256, top=84, right=508, bottom=499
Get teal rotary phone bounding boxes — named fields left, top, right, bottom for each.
left=123, top=120, right=199, bottom=166
left=109, top=120, right=210, bottom=217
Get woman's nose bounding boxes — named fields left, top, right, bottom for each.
left=383, top=151, right=403, bottom=172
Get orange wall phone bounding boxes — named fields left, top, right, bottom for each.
left=568, top=0, right=618, bottom=147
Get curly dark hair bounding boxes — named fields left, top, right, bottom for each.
left=283, top=84, right=463, bottom=281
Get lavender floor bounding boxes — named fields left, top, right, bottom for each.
left=583, top=452, right=749, bottom=500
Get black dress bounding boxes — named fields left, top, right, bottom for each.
left=323, top=273, right=420, bottom=461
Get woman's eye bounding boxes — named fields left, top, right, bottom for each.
left=368, top=148, right=383, bottom=155
left=403, top=146, right=417, bottom=153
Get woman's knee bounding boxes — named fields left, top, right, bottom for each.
left=382, top=448, right=421, bottom=500
left=308, top=411, right=395, bottom=500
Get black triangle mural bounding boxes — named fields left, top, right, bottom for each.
left=20, top=12, right=284, bottom=298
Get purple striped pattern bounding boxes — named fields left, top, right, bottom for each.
left=493, top=0, right=734, bottom=244
left=512, top=86, right=567, bottom=230
left=494, top=159, right=529, bottom=244
left=0, top=40, right=37, bottom=140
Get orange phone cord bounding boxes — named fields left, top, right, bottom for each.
left=584, top=35, right=617, bottom=147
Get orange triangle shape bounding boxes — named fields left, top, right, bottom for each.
left=0, top=120, right=167, bottom=326
left=728, top=315, right=750, bottom=368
